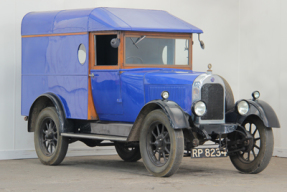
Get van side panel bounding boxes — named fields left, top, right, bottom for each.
left=21, top=34, right=89, bottom=119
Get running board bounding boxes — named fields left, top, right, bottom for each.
left=61, top=133, right=127, bottom=141
left=90, top=122, right=132, bottom=137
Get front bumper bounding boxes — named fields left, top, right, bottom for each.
left=200, top=123, right=237, bottom=135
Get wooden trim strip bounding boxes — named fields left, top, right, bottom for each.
left=123, top=66, right=192, bottom=70
left=89, top=31, right=118, bottom=35
left=22, top=32, right=87, bottom=38
left=119, top=32, right=125, bottom=69
left=190, top=34, right=193, bottom=70
left=124, top=31, right=192, bottom=38
left=91, top=66, right=120, bottom=70
left=87, top=32, right=99, bottom=120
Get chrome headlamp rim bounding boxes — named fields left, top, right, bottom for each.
left=192, top=100, right=207, bottom=117
left=237, top=100, right=249, bottom=115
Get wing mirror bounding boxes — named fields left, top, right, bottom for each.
left=111, top=38, right=120, bottom=48
left=198, top=34, right=205, bottom=49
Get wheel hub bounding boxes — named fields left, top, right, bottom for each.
left=155, top=136, right=166, bottom=152
left=244, top=131, right=254, bottom=152
left=45, top=129, right=54, bottom=139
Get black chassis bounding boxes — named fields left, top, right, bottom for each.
left=27, top=93, right=280, bottom=154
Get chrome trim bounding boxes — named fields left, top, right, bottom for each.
left=192, top=74, right=225, bottom=124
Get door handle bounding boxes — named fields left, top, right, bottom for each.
left=89, top=73, right=99, bottom=77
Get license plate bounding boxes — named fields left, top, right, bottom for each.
left=191, top=148, right=227, bottom=158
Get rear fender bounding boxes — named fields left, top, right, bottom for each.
left=28, top=93, right=72, bottom=133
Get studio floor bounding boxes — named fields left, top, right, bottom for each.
left=0, top=155, right=286, bottom=192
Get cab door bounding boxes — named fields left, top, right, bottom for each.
left=88, top=32, right=123, bottom=119
left=90, top=70, right=123, bottom=115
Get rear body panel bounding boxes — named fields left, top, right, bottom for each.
left=21, top=34, right=89, bottom=119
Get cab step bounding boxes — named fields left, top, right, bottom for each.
left=61, top=133, right=127, bottom=141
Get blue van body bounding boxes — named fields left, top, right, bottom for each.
left=21, top=7, right=280, bottom=177
left=21, top=7, right=203, bottom=121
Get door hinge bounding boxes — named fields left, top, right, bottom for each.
left=89, top=73, right=94, bottom=77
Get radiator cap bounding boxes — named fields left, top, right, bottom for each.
left=207, top=63, right=212, bottom=74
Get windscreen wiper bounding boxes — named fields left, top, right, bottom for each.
left=135, top=35, right=146, bottom=45
left=130, top=35, right=146, bottom=49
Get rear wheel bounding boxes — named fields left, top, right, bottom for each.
left=34, top=107, right=69, bottom=165
left=140, top=109, right=184, bottom=177
left=229, top=117, right=274, bottom=173
left=115, top=142, right=141, bottom=162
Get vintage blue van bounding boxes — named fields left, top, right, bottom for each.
left=21, top=7, right=280, bottom=177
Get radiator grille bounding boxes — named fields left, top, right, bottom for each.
left=201, top=83, right=224, bottom=120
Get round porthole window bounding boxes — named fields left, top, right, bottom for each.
left=78, top=44, right=86, bottom=65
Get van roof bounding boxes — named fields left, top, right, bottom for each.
left=21, top=7, right=203, bottom=35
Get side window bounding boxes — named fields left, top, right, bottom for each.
left=95, top=35, right=118, bottom=66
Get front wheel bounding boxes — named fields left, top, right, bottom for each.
left=34, top=107, right=69, bottom=165
left=140, top=109, right=184, bottom=177
left=229, top=117, right=274, bottom=173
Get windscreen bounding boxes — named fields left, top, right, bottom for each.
left=125, top=36, right=189, bottom=65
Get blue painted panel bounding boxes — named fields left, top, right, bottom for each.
left=21, top=11, right=58, bottom=35
left=21, top=8, right=203, bottom=35
left=120, top=72, right=146, bottom=121
left=53, top=9, right=94, bottom=33
left=90, top=70, right=123, bottom=115
left=102, top=8, right=203, bottom=33
left=90, top=68, right=200, bottom=122
left=145, top=85, right=193, bottom=115
left=22, top=37, right=49, bottom=75
left=21, top=75, right=88, bottom=119
left=144, top=70, right=202, bottom=85
left=22, top=34, right=89, bottom=119
left=22, top=34, right=89, bottom=75
left=143, top=69, right=201, bottom=115
left=88, top=8, right=130, bottom=31
left=93, top=71, right=145, bottom=122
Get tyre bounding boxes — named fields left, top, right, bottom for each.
left=140, top=109, right=184, bottom=177
left=34, top=107, right=69, bottom=165
left=115, top=142, right=141, bottom=162
left=230, top=117, right=274, bottom=174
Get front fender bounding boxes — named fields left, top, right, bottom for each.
left=152, top=100, right=190, bottom=129
left=127, top=100, right=190, bottom=141
left=226, top=99, right=280, bottom=128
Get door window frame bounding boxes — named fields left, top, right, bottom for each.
left=89, top=31, right=120, bottom=70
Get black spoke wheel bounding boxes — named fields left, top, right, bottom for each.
left=230, top=117, right=274, bottom=174
left=34, top=107, right=68, bottom=165
left=147, top=123, right=171, bottom=166
left=115, top=142, right=141, bottom=162
left=41, top=118, right=58, bottom=156
left=140, top=109, right=184, bottom=177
